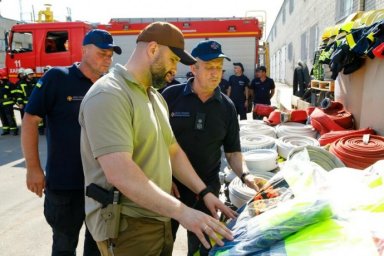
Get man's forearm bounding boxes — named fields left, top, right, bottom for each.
left=169, top=143, right=206, bottom=194
left=21, top=113, right=42, bottom=169
left=225, top=152, right=247, bottom=178
left=98, top=152, right=189, bottom=221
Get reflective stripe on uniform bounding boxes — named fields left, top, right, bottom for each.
left=346, top=34, right=357, bottom=49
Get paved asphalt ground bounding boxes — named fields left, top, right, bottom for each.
left=0, top=83, right=290, bottom=255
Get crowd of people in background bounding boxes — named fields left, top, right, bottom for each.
left=0, top=58, right=276, bottom=137
left=0, top=66, right=51, bottom=136
left=159, top=62, right=276, bottom=122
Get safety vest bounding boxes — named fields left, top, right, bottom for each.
left=0, top=83, right=15, bottom=106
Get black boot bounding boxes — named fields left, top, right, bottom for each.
left=11, top=129, right=18, bottom=136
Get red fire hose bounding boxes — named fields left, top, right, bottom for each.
left=329, top=134, right=384, bottom=169
left=310, top=108, right=345, bottom=135
left=318, top=128, right=375, bottom=146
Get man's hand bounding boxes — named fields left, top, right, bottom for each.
left=26, top=167, right=45, bottom=197
left=203, top=193, right=237, bottom=220
left=244, top=100, right=248, bottom=108
left=19, top=104, right=24, bottom=109
left=171, top=181, right=180, bottom=198
left=243, top=174, right=261, bottom=192
left=177, top=205, right=233, bottom=249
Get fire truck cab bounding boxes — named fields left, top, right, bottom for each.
left=5, top=22, right=91, bottom=83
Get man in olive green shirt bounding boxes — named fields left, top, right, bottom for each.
left=79, top=22, right=235, bottom=256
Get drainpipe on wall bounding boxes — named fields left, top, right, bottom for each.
left=358, top=0, right=365, bottom=11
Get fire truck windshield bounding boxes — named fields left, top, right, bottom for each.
left=10, top=31, right=33, bottom=53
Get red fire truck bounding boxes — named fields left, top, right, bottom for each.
left=2, top=17, right=263, bottom=83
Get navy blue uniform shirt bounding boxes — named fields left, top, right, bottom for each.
left=250, top=77, right=275, bottom=105
left=228, top=74, right=250, bottom=103
left=25, top=64, right=93, bottom=190
left=162, top=79, right=241, bottom=183
left=219, top=78, right=230, bottom=94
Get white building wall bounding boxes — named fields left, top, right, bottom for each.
left=267, top=0, right=384, bottom=134
left=267, top=0, right=384, bottom=85
left=267, top=0, right=337, bottom=85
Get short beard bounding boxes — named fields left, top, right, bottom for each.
left=150, top=54, right=168, bottom=89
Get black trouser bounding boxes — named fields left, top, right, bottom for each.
left=171, top=178, right=221, bottom=256
left=0, top=104, right=17, bottom=134
left=234, top=101, right=247, bottom=120
left=294, top=84, right=306, bottom=98
left=44, top=189, right=100, bottom=256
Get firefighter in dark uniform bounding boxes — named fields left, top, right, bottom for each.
left=16, top=68, right=36, bottom=119
left=0, top=70, right=18, bottom=135
left=162, top=40, right=259, bottom=256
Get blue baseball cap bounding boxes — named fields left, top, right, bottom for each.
left=83, top=29, right=122, bottom=55
left=191, top=40, right=231, bottom=61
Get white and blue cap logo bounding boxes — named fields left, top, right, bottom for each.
left=191, top=40, right=231, bottom=62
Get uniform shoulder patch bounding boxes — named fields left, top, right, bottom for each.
left=35, top=79, right=43, bottom=88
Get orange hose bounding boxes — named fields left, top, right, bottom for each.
left=329, top=134, right=384, bottom=169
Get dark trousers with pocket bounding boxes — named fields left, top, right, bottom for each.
left=44, top=189, right=100, bottom=256
left=171, top=178, right=221, bottom=256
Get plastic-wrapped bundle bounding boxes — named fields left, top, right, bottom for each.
left=276, top=135, right=320, bottom=159
left=240, top=134, right=276, bottom=152
left=275, top=122, right=317, bottom=138
left=288, top=145, right=345, bottom=171
left=268, top=219, right=379, bottom=256
left=243, top=149, right=278, bottom=173
left=210, top=197, right=333, bottom=255
left=240, top=123, right=276, bottom=138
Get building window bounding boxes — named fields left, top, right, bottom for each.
left=336, top=0, right=354, bottom=21
left=287, top=42, right=293, bottom=61
left=289, top=0, right=294, bottom=14
left=301, top=31, right=308, bottom=62
left=309, top=24, right=319, bottom=62
left=282, top=4, right=286, bottom=24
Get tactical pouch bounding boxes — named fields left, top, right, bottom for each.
left=101, top=202, right=122, bottom=239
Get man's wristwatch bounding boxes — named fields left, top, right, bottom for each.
left=198, top=187, right=212, bottom=200
left=240, top=172, right=250, bottom=183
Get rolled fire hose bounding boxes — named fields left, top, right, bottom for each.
left=240, top=123, right=276, bottom=138
left=239, top=119, right=264, bottom=128
left=276, top=135, right=320, bottom=159
left=318, top=128, right=375, bottom=146
left=288, top=145, right=345, bottom=171
left=229, top=177, right=257, bottom=208
left=243, top=149, right=278, bottom=173
left=329, top=134, right=384, bottom=169
left=240, top=134, right=276, bottom=152
left=275, top=122, right=317, bottom=139
left=320, top=99, right=354, bottom=129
